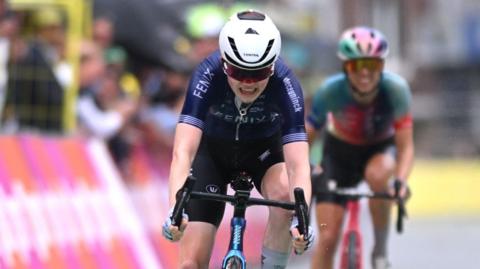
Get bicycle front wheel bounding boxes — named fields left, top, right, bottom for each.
left=340, top=231, right=362, bottom=269
left=347, top=232, right=358, bottom=269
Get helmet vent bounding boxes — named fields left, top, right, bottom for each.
left=245, top=28, right=259, bottom=35
left=237, top=11, right=266, bottom=21
left=344, top=45, right=353, bottom=54
left=356, top=43, right=363, bottom=54
left=375, top=41, right=387, bottom=54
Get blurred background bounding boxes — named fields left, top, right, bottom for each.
left=0, top=0, right=479, bottom=268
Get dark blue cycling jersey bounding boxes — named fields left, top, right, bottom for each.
left=179, top=50, right=307, bottom=144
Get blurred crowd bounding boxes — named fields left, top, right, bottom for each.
left=1, top=0, right=478, bottom=180
left=0, top=0, right=279, bottom=180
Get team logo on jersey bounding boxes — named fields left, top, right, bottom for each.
left=206, top=184, right=219, bottom=193
left=283, top=78, right=302, bottom=112
left=258, top=149, right=271, bottom=161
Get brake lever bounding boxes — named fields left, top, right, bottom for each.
left=171, top=175, right=196, bottom=226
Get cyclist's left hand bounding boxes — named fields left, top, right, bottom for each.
left=388, top=178, right=411, bottom=199
left=290, top=216, right=314, bottom=255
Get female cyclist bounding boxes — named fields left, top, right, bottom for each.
left=162, top=10, right=314, bottom=269
left=307, top=26, right=414, bottom=269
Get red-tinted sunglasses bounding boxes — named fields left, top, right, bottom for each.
left=223, top=61, right=273, bottom=83
left=344, top=58, right=384, bottom=73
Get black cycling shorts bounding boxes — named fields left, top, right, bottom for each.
left=186, top=133, right=284, bottom=227
left=313, top=133, right=395, bottom=206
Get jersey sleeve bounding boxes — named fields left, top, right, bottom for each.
left=307, top=82, right=329, bottom=130
left=178, top=57, right=218, bottom=130
left=386, top=73, right=413, bottom=130
left=277, top=69, right=308, bottom=144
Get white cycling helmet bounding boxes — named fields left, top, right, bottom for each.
left=219, top=10, right=281, bottom=70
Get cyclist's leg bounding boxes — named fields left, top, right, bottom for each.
left=311, top=202, right=345, bottom=269
left=311, top=133, right=364, bottom=269
left=364, top=150, right=395, bottom=267
left=179, top=223, right=217, bottom=268
left=260, top=162, right=293, bottom=267
left=179, top=140, right=228, bottom=268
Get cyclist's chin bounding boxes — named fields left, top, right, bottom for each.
left=353, top=82, right=376, bottom=93
left=233, top=87, right=264, bottom=103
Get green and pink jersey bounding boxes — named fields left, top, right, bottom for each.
left=307, top=71, right=412, bottom=145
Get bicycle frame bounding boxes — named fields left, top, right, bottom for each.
left=220, top=188, right=250, bottom=269
left=322, top=183, right=408, bottom=269
left=171, top=173, right=309, bottom=269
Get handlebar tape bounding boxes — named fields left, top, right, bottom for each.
left=294, top=188, right=309, bottom=239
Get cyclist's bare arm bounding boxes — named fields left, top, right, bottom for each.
left=168, top=123, right=202, bottom=206
left=394, top=127, right=414, bottom=196
left=283, top=141, right=311, bottom=206
left=305, top=122, right=319, bottom=146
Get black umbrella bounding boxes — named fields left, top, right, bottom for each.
left=93, top=0, right=196, bottom=72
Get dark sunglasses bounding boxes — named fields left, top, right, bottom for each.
left=223, top=61, right=273, bottom=83
left=344, top=58, right=384, bottom=73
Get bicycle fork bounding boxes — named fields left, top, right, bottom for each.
left=222, top=189, right=250, bottom=269
left=339, top=200, right=363, bottom=269
left=222, top=217, right=247, bottom=269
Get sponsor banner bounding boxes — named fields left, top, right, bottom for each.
left=0, top=135, right=161, bottom=269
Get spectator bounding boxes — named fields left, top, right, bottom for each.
left=76, top=40, right=137, bottom=173
left=140, top=66, right=188, bottom=150
left=104, top=45, right=141, bottom=100
left=3, top=7, right=66, bottom=133
left=94, top=15, right=141, bottom=104
left=0, top=8, right=20, bottom=124
left=93, top=16, right=114, bottom=51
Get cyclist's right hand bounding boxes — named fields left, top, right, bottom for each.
left=162, top=208, right=189, bottom=242
left=290, top=215, right=315, bottom=255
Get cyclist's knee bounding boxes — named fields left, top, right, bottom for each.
left=262, top=181, right=289, bottom=202
left=261, top=165, right=289, bottom=201
left=365, top=156, right=394, bottom=187
left=365, top=167, right=393, bottom=192
left=318, top=231, right=340, bottom=254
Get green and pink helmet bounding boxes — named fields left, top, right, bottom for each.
left=337, top=26, right=389, bottom=60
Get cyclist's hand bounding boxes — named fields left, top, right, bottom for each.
left=162, top=208, right=188, bottom=242
left=290, top=216, right=314, bottom=255
left=389, top=178, right=411, bottom=200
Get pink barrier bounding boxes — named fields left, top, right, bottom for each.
left=0, top=135, right=161, bottom=269
left=0, top=134, right=270, bottom=268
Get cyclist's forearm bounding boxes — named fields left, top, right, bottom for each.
left=168, top=152, right=194, bottom=206
left=396, top=145, right=414, bottom=182
left=283, top=141, right=312, bottom=206
left=168, top=123, right=202, bottom=206
left=394, top=128, right=415, bottom=182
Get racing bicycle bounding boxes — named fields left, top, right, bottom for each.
left=320, top=178, right=408, bottom=269
left=170, top=172, right=310, bottom=269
